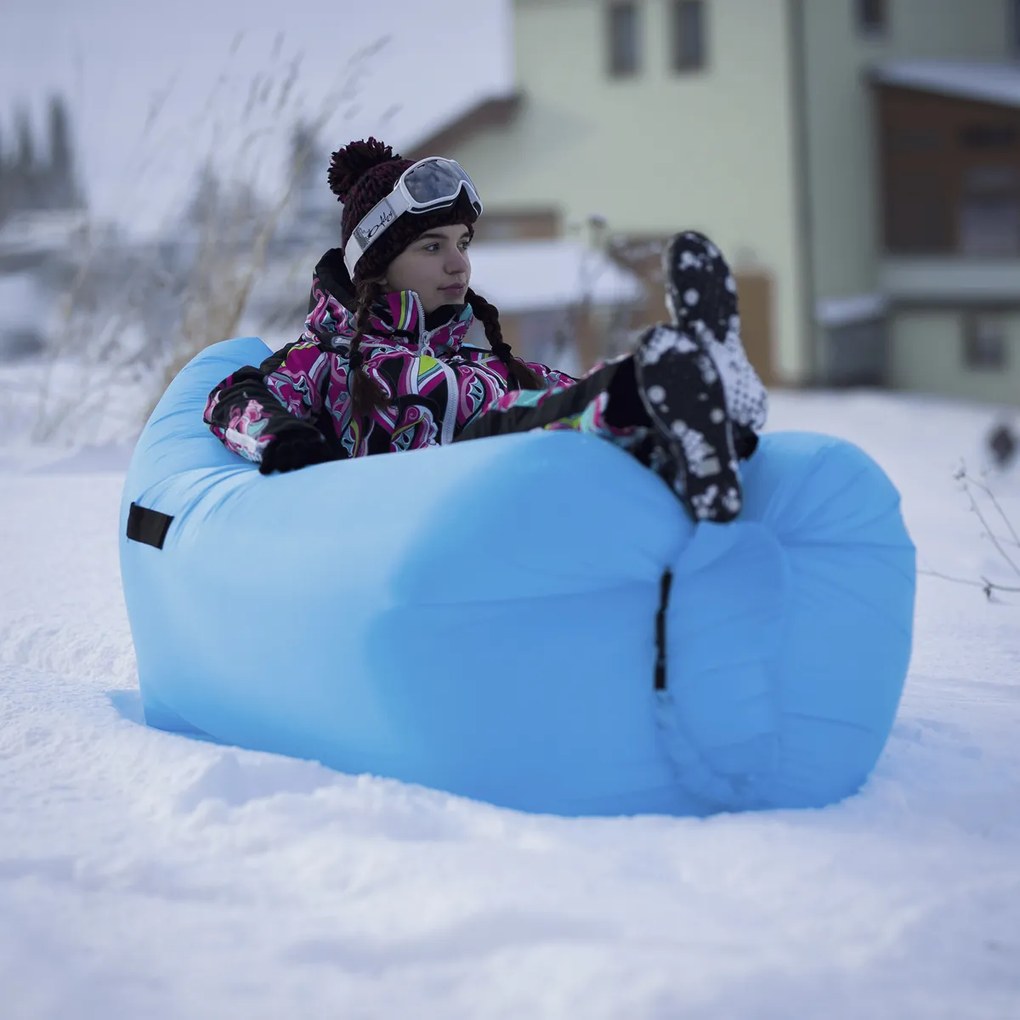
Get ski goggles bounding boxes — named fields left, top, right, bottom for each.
left=343, top=157, right=484, bottom=276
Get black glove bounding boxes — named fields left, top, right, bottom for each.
left=259, top=427, right=336, bottom=475
left=733, top=424, right=759, bottom=461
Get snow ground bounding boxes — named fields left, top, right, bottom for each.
left=1, top=385, right=1018, bottom=1019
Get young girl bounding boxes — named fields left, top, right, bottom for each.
left=204, top=138, right=767, bottom=522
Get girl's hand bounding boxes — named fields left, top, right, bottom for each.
left=259, top=427, right=336, bottom=475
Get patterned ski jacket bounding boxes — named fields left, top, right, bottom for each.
left=204, top=263, right=576, bottom=465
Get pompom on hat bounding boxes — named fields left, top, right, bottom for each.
left=329, top=137, right=481, bottom=284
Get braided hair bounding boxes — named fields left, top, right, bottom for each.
left=347, top=279, right=389, bottom=419
left=466, top=288, right=542, bottom=391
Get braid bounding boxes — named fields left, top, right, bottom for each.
left=467, top=288, right=542, bottom=391
left=348, top=279, right=390, bottom=418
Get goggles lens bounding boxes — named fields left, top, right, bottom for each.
left=400, top=158, right=481, bottom=212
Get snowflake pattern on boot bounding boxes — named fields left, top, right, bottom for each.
left=634, top=324, right=741, bottom=523
left=662, top=230, right=768, bottom=432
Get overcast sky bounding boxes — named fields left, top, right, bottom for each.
left=0, top=0, right=512, bottom=233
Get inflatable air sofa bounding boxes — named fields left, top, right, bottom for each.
left=119, top=337, right=915, bottom=816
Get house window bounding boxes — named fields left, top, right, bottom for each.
left=960, top=124, right=1020, bottom=149
left=959, top=166, right=1020, bottom=257
left=672, top=1, right=706, bottom=72
left=885, top=175, right=951, bottom=253
left=889, top=125, right=940, bottom=153
left=963, top=313, right=1008, bottom=370
left=857, top=0, right=887, bottom=38
left=607, top=3, right=641, bottom=77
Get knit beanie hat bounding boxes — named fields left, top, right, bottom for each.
left=328, top=137, right=480, bottom=284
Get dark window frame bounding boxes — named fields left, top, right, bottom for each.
left=857, top=0, right=888, bottom=38
left=877, top=87, right=1020, bottom=255
left=671, top=0, right=707, bottom=73
left=959, top=123, right=1020, bottom=150
left=607, top=2, right=641, bottom=78
left=963, top=312, right=1009, bottom=371
left=959, top=164, right=1020, bottom=257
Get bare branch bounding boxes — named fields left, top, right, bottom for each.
left=918, top=568, right=986, bottom=589
left=956, top=461, right=1020, bottom=577
left=981, top=576, right=1020, bottom=597
left=961, top=467, right=1020, bottom=548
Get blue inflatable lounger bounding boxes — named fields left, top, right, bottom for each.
left=119, top=337, right=916, bottom=817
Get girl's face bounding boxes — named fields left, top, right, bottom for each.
left=384, top=224, right=472, bottom=312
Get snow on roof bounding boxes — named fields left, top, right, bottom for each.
left=870, top=60, right=1020, bottom=109
left=0, top=273, right=41, bottom=329
left=0, top=210, right=90, bottom=256
left=467, top=239, right=644, bottom=314
left=816, top=292, right=888, bottom=328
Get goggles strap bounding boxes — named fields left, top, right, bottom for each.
left=343, top=192, right=409, bottom=277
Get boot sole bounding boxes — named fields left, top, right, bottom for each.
left=635, top=326, right=741, bottom=523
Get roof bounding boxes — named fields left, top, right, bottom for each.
left=0, top=210, right=90, bottom=257
left=0, top=272, right=40, bottom=329
left=468, top=239, right=644, bottom=314
left=815, top=293, right=888, bottom=328
left=870, top=60, right=1020, bottom=109
left=402, top=93, right=523, bottom=160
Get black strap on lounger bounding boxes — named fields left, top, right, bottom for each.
left=126, top=502, right=174, bottom=550
left=654, top=569, right=673, bottom=691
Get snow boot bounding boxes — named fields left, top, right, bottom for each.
left=661, top=230, right=769, bottom=434
left=633, top=324, right=741, bottom=523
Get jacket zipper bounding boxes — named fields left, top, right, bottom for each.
left=416, top=294, right=461, bottom=446
left=438, top=361, right=459, bottom=445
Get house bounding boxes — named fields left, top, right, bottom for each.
left=405, top=0, right=1020, bottom=402
left=872, top=58, right=1020, bottom=405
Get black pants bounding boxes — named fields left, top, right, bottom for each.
left=456, top=354, right=758, bottom=459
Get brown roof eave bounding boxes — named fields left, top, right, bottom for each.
left=403, top=93, right=525, bottom=160
left=866, top=61, right=1020, bottom=112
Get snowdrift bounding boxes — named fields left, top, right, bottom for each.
left=119, top=337, right=915, bottom=816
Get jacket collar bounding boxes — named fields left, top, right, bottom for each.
left=303, top=262, right=473, bottom=355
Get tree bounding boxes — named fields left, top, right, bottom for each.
left=10, top=105, right=38, bottom=210
left=282, top=117, right=332, bottom=235
left=288, top=118, right=320, bottom=195
left=13, top=105, right=35, bottom=175
left=44, top=94, right=84, bottom=209
left=184, top=160, right=222, bottom=228
left=0, top=121, right=8, bottom=223
left=0, top=96, right=85, bottom=216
